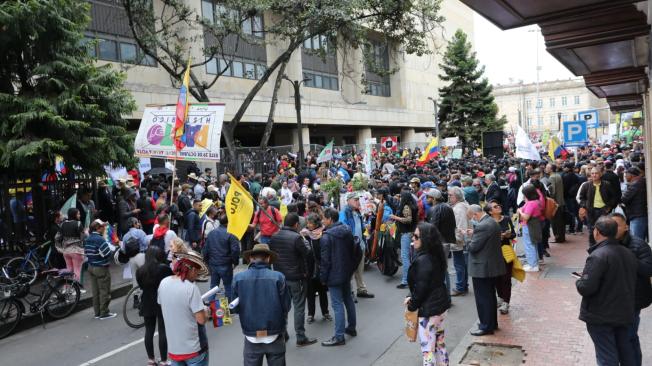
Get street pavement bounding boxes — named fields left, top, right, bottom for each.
left=0, top=258, right=478, bottom=366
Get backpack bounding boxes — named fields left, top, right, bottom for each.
left=123, top=236, right=140, bottom=258
left=544, top=197, right=559, bottom=220
left=150, top=235, right=166, bottom=252
left=377, top=229, right=399, bottom=276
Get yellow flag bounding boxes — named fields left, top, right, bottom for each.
left=225, top=173, right=254, bottom=240
left=280, top=203, right=288, bottom=219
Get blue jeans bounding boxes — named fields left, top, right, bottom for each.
left=587, top=323, right=636, bottom=366
left=522, top=225, right=538, bottom=268
left=171, top=351, right=209, bottom=366
left=628, top=309, right=642, bottom=366
left=209, top=264, right=233, bottom=301
left=452, top=250, right=468, bottom=292
left=400, top=232, right=412, bottom=285
left=328, top=281, right=356, bottom=341
left=259, top=236, right=272, bottom=244
left=629, top=217, right=648, bottom=242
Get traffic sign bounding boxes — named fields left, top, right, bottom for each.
left=578, top=110, right=599, bottom=129
left=563, top=120, right=588, bottom=147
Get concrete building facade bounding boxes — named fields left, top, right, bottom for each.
left=85, top=0, right=475, bottom=148
left=493, top=79, right=610, bottom=133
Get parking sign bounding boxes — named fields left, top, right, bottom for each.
left=563, top=120, right=588, bottom=147
left=578, top=110, right=599, bottom=128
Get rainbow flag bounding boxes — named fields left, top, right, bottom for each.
left=416, top=138, right=439, bottom=166
left=172, top=58, right=192, bottom=151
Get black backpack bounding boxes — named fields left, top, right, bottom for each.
left=377, top=230, right=399, bottom=276
left=150, top=235, right=166, bottom=252
left=124, top=237, right=140, bottom=258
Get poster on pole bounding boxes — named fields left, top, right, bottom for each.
left=134, top=104, right=225, bottom=161
left=444, top=137, right=459, bottom=147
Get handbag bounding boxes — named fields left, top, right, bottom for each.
left=501, top=245, right=516, bottom=264
left=404, top=307, right=418, bottom=342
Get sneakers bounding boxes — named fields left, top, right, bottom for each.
left=451, top=290, right=468, bottom=297
left=98, top=312, right=117, bottom=320
left=396, top=283, right=408, bottom=289
left=523, top=265, right=539, bottom=272
left=323, top=314, right=333, bottom=321
left=307, top=316, right=315, bottom=324
left=356, top=290, right=375, bottom=298
left=496, top=297, right=504, bottom=308
left=345, top=328, right=357, bottom=337
left=321, top=337, right=345, bottom=347
left=499, top=302, right=509, bottom=314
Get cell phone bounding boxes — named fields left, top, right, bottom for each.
left=571, top=271, right=582, bottom=279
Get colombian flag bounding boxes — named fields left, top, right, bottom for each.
left=416, top=138, right=439, bottom=166
left=172, top=58, right=192, bottom=151
left=548, top=136, right=567, bottom=160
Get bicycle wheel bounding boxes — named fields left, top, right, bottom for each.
left=123, top=286, right=144, bottom=329
left=0, top=299, right=21, bottom=339
left=5, top=257, right=37, bottom=285
left=45, top=279, right=80, bottom=319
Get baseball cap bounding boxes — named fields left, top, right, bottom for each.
left=425, top=189, right=442, bottom=200
left=346, top=192, right=360, bottom=200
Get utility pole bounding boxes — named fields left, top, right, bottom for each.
left=283, top=75, right=311, bottom=171
left=427, top=97, right=439, bottom=137
left=557, top=112, right=562, bottom=133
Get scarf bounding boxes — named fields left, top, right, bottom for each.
left=153, top=225, right=168, bottom=239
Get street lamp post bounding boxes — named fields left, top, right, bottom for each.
left=427, top=97, right=439, bottom=137
left=557, top=112, right=562, bottom=132
left=283, top=75, right=311, bottom=171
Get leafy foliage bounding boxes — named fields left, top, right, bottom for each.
left=437, top=29, right=505, bottom=150
left=0, top=0, right=136, bottom=174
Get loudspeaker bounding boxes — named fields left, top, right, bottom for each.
left=482, top=131, right=504, bottom=157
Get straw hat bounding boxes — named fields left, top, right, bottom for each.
left=174, top=251, right=209, bottom=278
left=187, top=173, right=199, bottom=181
left=243, top=243, right=278, bottom=263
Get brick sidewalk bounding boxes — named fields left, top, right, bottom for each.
left=452, top=231, right=652, bottom=366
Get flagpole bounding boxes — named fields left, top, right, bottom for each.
left=169, top=150, right=179, bottom=219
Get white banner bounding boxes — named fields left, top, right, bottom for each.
left=138, top=158, right=151, bottom=180
left=444, top=137, right=459, bottom=147
left=134, top=104, right=225, bottom=161
left=515, top=126, right=541, bottom=161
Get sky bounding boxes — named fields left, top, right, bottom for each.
left=473, top=14, right=576, bottom=85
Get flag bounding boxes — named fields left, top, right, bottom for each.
left=416, top=138, right=439, bottom=166
left=548, top=135, right=566, bottom=160
left=317, top=140, right=334, bottom=164
left=401, top=149, right=409, bottom=158
left=60, top=193, right=77, bottom=218
left=55, top=155, right=67, bottom=175
left=225, top=173, right=254, bottom=240
left=172, top=58, right=192, bottom=151
left=515, top=126, right=541, bottom=161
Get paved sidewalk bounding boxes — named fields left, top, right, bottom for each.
left=451, top=231, right=652, bottom=366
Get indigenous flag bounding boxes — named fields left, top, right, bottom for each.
left=225, top=173, right=254, bottom=240
left=416, top=138, right=439, bottom=166
left=172, top=58, right=192, bottom=151
left=317, top=140, right=334, bottom=164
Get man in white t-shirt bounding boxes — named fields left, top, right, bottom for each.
left=158, top=251, right=209, bottom=366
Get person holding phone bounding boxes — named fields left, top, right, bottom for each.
left=488, top=201, right=516, bottom=314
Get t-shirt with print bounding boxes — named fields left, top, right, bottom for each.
left=521, top=200, right=544, bottom=224
left=158, top=276, right=205, bottom=357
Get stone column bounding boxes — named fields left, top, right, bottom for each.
left=401, top=128, right=417, bottom=143
left=356, top=128, right=372, bottom=145
left=292, top=127, right=310, bottom=156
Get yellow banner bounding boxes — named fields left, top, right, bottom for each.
left=225, top=174, right=254, bottom=240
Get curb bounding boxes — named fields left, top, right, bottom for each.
left=10, top=282, right=132, bottom=335
left=449, top=322, right=478, bottom=365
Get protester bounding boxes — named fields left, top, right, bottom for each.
left=425, top=189, right=456, bottom=294
left=136, top=246, right=173, bottom=366
left=184, top=199, right=202, bottom=249
left=122, top=217, right=147, bottom=294
left=301, top=213, right=331, bottom=323
left=339, top=192, right=374, bottom=298
left=249, top=197, right=282, bottom=244
left=137, top=188, right=157, bottom=235
left=488, top=201, right=516, bottom=314
left=622, top=167, right=647, bottom=240
left=147, top=214, right=178, bottom=258
left=118, top=189, right=140, bottom=237
left=202, top=214, right=240, bottom=301
left=201, top=206, right=220, bottom=245
left=546, top=164, right=565, bottom=243
left=84, top=219, right=116, bottom=320
left=518, top=184, right=544, bottom=272
left=447, top=187, right=469, bottom=295
left=578, top=167, right=618, bottom=245
left=392, top=190, right=418, bottom=289
left=55, top=207, right=87, bottom=284
left=576, top=217, right=637, bottom=366
left=405, top=222, right=451, bottom=366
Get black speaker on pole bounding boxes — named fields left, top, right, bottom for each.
left=482, top=131, right=504, bottom=158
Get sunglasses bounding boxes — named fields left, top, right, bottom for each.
left=413, top=234, right=420, bottom=240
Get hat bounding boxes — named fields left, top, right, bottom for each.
left=508, top=167, right=517, bottom=172
left=421, top=181, right=434, bottom=189
left=425, top=189, right=442, bottom=200
left=207, top=185, right=217, bottom=192
left=174, top=251, right=209, bottom=278
left=346, top=192, right=360, bottom=200
left=626, top=167, right=641, bottom=176
left=187, top=173, right=199, bottom=181
left=243, top=243, right=278, bottom=263
left=409, top=177, right=421, bottom=184
left=91, top=219, right=108, bottom=227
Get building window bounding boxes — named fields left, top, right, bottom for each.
left=303, top=72, right=338, bottom=91
left=202, top=1, right=264, bottom=38
left=537, top=116, right=543, bottom=126
left=526, top=99, right=532, bottom=109
left=206, top=58, right=267, bottom=80
left=537, top=98, right=542, bottom=108
left=549, top=115, right=555, bottom=124
left=303, top=34, right=330, bottom=51
left=574, top=95, right=580, bottom=105
left=85, top=35, right=156, bottom=66
left=365, top=40, right=390, bottom=97
left=527, top=116, right=532, bottom=126
left=549, top=97, right=555, bottom=107
left=561, top=96, right=567, bottom=106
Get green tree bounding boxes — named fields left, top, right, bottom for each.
left=121, top=0, right=445, bottom=159
left=437, top=29, right=505, bottom=151
left=0, top=0, right=136, bottom=175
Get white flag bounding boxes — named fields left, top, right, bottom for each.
left=515, top=126, right=541, bottom=161
left=317, top=141, right=334, bottom=164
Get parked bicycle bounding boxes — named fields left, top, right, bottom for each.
left=123, top=285, right=144, bottom=329
left=0, top=268, right=80, bottom=339
left=2, top=241, right=54, bottom=285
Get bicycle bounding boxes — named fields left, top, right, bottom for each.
left=3, top=241, right=54, bottom=285
left=0, top=268, right=80, bottom=339
left=123, top=285, right=144, bottom=329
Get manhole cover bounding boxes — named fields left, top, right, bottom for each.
left=459, top=342, right=524, bottom=365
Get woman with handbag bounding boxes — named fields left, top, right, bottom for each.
left=488, top=201, right=516, bottom=314
left=405, top=222, right=451, bottom=366
left=301, top=213, right=332, bottom=323
left=518, top=184, right=544, bottom=272
left=55, top=208, right=87, bottom=284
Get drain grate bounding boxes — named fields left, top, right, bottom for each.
left=459, top=342, right=525, bottom=365
left=542, top=265, right=583, bottom=279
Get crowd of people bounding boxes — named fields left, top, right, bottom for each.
left=43, top=136, right=651, bottom=366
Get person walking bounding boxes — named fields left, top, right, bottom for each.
left=249, top=197, right=282, bottom=244
left=158, top=251, right=210, bottom=366
left=578, top=167, right=618, bottom=245
left=339, top=192, right=375, bottom=298
left=488, top=201, right=516, bottom=314
left=391, top=190, right=418, bottom=289
left=576, top=217, right=637, bottom=366
left=405, top=222, right=451, bottom=366
left=269, top=213, right=317, bottom=347
left=55, top=208, right=87, bottom=284
left=84, top=219, right=116, bottom=320
left=202, top=214, right=240, bottom=302
left=136, top=246, right=173, bottom=366
left=447, top=187, right=470, bottom=296
left=301, top=213, right=332, bottom=323
left=320, top=208, right=358, bottom=347
left=233, top=244, right=291, bottom=366
left=610, top=213, right=652, bottom=366
left=466, top=205, right=505, bottom=336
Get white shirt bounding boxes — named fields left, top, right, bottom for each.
left=245, top=334, right=279, bottom=344
left=280, top=188, right=293, bottom=205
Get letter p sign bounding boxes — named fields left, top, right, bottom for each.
left=563, top=120, right=588, bottom=147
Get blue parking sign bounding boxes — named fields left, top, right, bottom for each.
left=563, top=120, right=588, bottom=147
left=578, top=110, right=599, bottom=128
